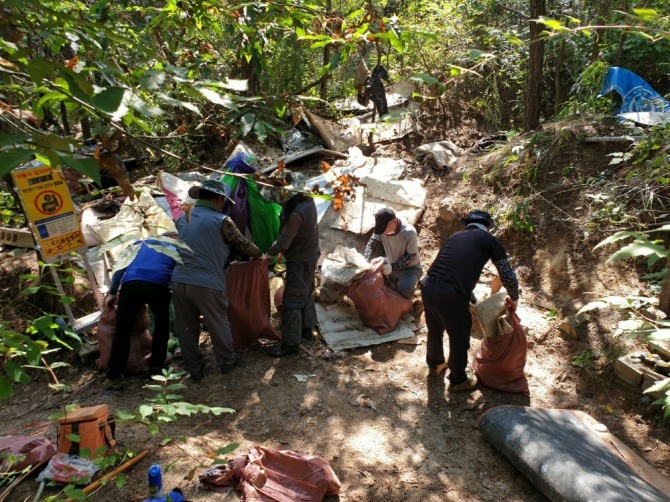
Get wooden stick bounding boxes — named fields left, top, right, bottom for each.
left=65, top=450, right=149, bottom=502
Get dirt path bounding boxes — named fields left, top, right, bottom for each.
left=2, top=125, right=670, bottom=501
left=3, top=294, right=668, bottom=501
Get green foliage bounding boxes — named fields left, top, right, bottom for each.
left=116, top=368, right=235, bottom=441
left=0, top=191, right=25, bottom=226
left=581, top=227, right=670, bottom=418
left=628, top=124, right=670, bottom=184
left=557, top=61, right=612, bottom=119
left=0, top=323, right=46, bottom=399
left=571, top=350, right=598, bottom=369
left=506, top=200, right=535, bottom=233
left=545, top=307, right=560, bottom=319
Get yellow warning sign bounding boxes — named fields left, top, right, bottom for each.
left=12, top=163, right=87, bottom=262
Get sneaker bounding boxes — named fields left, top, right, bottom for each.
left=428, top=362, right=448, bottom=377
left=267, top=344, right=300, bottom=358
left=220, top=354, right=240, bottom=374
left=105, top=377, right=125, bottom=391
left=189, top=364, right=205, bottom=381
left=148, top=353, right=174, bottom=376
left=448, top=374, right=478, bottom=392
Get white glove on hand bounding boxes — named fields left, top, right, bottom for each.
left=382, top=263, right=392, bottom=276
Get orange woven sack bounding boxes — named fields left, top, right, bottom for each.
left=473, top=299, right=529, bottom=395
left=199, top=445, right=341, bottom=501
left=95, top=303, right=152, bottom=374
left=227, top=260, right=280, bottom=349
left=57, top=405, right=115, bottom=459
left=347, top=261, right=412, bottom=334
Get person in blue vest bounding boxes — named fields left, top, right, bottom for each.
left=420, top=210, right=519, bottom=392
left=264, top=192, right=320, bottom=357
left=172, top=179, right=262, bottom=380
left=105, top=235, right=178, bottom=390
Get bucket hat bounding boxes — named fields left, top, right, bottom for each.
left=188, top=179, right=231, bottom=200
left=460, top=209, right=494, bottom=228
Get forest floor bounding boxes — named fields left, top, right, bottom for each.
left=1, top=113, right=670, bottom=502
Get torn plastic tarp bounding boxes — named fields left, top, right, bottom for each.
left=280, top=128, right=322, bottom=153
left=329, top=175, right=426, bottom=234
left=414, top=140, right=462, bottom=169
left=600, top=67, right=670, bottom=124
left=319, top=245, right=371, bottom=303
left=90, top=187, right=176, bottom=258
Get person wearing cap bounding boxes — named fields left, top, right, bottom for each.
left=264, top=192, right=320, bottom=357
left=104, top=235, right=179, bottom=390
left=363, top=207, right=422, bottom=299
left=172, top=179, right=263, bottom=380
left=420, top=209, right=519, bottom=392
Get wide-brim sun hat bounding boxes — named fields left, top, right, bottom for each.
left=460, top=209, right=494, bottom=228
left=188, top=179, right=232, bottom=200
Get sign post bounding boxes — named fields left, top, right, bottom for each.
left=11, top=162, right=100, bottom=332
left=11, top=162, right=87, bottom=262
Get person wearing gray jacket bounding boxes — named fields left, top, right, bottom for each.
left=172, top=179, right=262, bottom=380
left=265, top=193, right=320, bottom=357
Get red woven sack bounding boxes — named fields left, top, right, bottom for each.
left=227, top=260, right=280, bottom=349
left=473, top=299, right=529, bottom=395
left=199, top=445, right=341, bottom=501
left=95, top=303, right=152, bottom=374
left=0, top=435, right=55, bottom=473
left=346, top=261, right=412, bottom=334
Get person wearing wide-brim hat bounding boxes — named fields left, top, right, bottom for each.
left=419, top=209, right=520, bottom=392
left=172, top=178, right=263, bottom=380
left=362, top=207, right=422, bottom=299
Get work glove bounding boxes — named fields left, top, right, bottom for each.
left=382, top=263, right=392, bottom=276
left=371, top=256, right=385, bottom=267
left=105, top=294, right=117, bottom=308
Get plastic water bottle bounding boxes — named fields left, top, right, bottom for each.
left=148, top=463, right=163, bottom=498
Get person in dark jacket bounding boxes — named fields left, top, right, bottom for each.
left=364, top=207, right=422, bottom=299
left=172, top=179, right=262, bottom=380
left=421, top=210, right=520, bottom=392
left=105, top=237, right=178, bottom=389
left=265, top=193, right=320, bottom=357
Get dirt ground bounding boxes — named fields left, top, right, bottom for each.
left=2, top=117, right=670, bottom=502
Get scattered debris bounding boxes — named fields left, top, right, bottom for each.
left=413, top=140, right=462, bottom=169
left=294, top=374, right=317, bottom=382
left=558, top=312, right=589, bottom=339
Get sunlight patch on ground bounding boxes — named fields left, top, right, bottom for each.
left=345, top=424, right=393, bottom=465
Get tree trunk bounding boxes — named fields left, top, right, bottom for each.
left=614, top=0, right=629, bottom=65
left=320, top=0, right=332, bottom=100
left=81, top=116, right=91, bottom=140
left=60, top=101, right=70, bottom=136
left=523, top=0, right=546, bottom=131
left=554, top=37, right=565, bottom=116
left=659, top=256, right=670, bottom=315
left=590, top=0, right=610, bottom=63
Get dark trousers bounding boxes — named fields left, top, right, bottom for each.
left=107, top=280, right=172, bottom=379
left=172, top=281, right=236, bottom=374
left=281, top=258, right=318, bottom=347
left=422, top=278, right=471, bottom=384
